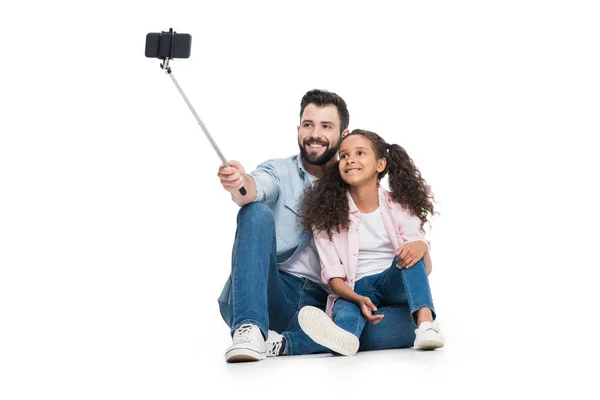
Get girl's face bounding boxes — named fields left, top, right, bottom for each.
left=338, top=135, right=386, bottom=187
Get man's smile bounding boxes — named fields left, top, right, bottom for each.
left=305, top=141, right=327, bottom=151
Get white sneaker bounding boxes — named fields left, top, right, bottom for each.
left=298, top=306, right=360, bottom=356
left=265, top=330, right=285, bottom=357
left=414, top=320, right=445, bottom=350
left=225, top=324, right=266, bottom=362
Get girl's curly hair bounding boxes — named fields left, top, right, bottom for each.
left=300, top=129, right=436, bottom=239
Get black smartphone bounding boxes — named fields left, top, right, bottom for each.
left=145, top=31, right=191, bottom=59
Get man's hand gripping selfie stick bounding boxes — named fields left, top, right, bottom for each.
left=149, top=28, right=247, bottom=196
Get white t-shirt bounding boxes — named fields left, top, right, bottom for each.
left=355, top=208, right=397, bottom=281
left=278, top=236, right=326, bottom=287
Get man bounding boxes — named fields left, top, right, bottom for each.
left=217, top=89, right=418, bottom=362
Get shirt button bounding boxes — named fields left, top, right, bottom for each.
left=353, top=252, right=357, bottom=256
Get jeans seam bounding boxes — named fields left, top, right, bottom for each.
left=297, top=278, right=309, bottom=309
left=404, top=271, right=415, bottom=313
left=373, top=265, right=399, bottom=292
left=361, top=277, right=383, bottom=304
left=279, top=271, right=306, bottom=310
left=230, top=254, right=238, bottom=331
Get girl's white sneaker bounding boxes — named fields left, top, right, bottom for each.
left=298, top=306, right=360, bottom=356
left=414, top=320, right=445, bottom=350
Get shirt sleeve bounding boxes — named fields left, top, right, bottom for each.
left=313, top=229, right=346, bottom=284
left=399, top=213, right=431, bottom=251
left=249, top=160, right=281, bottom=205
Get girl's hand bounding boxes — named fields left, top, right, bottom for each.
left=358, top=296, right=384, bottom=324
left=397, top=241, right=428, bottom=269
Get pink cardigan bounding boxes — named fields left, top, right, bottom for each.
left=313, top=186, right=430, bottom=316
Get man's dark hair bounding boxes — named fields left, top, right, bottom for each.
left=300, top=89, right=350, bottom=133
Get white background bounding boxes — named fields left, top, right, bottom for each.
left=1, top=1, right=599, bottom=399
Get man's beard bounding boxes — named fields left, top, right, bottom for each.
left=298, top=138, right=340, bottom=166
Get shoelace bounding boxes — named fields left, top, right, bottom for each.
left=267, top=341, right=282, bottom=356
left=233, top=324, right=255, bottom=343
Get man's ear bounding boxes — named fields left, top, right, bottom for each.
left=377, top=157, right=387, bottom=173
left=341, top=129, right=350, bottom=138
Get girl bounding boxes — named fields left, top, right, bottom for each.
left=298, top=129, right=444, bottom=356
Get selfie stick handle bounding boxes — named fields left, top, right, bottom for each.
left=164, top=65, right=247, bottom=196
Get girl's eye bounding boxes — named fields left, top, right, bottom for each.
left=358, top=151, right=365, bottom=155
left=341, top=154, right=348, bottom=158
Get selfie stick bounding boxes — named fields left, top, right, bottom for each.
left=158, top=29, right=247, bottom=196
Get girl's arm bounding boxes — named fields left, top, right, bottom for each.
left=329, top=277, right=363, bottom=304
left=397, top=239, right=432, bottom=274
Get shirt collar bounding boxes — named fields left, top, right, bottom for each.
left=295, top=154, right=319, bottom=181
left=295, top=154, right=307, bottom=176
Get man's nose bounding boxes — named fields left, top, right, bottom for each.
left=313, top=125, right=328, bottom=138
left=310, top=129, right=322, bottom=139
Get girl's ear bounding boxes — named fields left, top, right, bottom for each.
left=377, top=157, right=387, bottom=173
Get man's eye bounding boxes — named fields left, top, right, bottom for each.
left=304, top=123, right=312, bottom=127
left=323, top=124, right=331, bottom=129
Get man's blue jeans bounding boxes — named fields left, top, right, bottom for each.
left=333, top=258, right=436, bottom=347
left=218, top=203, right=420, bottom=354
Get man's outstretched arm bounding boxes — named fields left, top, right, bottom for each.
left=217, top=159, right=280, bottom=206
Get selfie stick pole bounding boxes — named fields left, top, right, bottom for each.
left=159, top=30, right=247, bottom=196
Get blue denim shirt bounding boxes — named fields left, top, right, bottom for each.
left=249, top=154, right=313, bottom=264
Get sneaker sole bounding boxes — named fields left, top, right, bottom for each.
left=415, top=340, right=444, bottom=350
left=298, top=306, right=360, bottom=356
left=414, top=330, right=445, bottom=350
left=225, top=348, right=266, bottom=363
